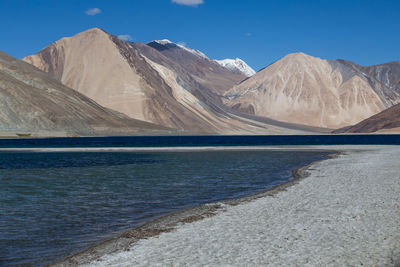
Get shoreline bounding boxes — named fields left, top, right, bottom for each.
left=0, top=133, right=399, bottom=140
left=80, top=145, right=399, bottom=266
left=33, top=145, right=398, bottom=266
left=0, top=144, right=380, bottom=153
left=48, top=147, right=340, bottom=266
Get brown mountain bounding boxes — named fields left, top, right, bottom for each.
left=0, top=51, right=173, bottom=137
left=23, top=28, right=326, bottom=134
left=335, top=103, right=400, bottom=133
left=224, top=53, right=400, bottom=129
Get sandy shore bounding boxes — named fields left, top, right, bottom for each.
left=58, top=145, right=398, bottom=267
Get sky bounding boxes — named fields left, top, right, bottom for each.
left=1, top=0, right=399, bottom=71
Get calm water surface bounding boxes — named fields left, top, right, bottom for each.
left=0, top=134, right=399, bottom=148
left=0, top=150, right=331, bottom=266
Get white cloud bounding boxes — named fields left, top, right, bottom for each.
left=172, top=0, right=204, bottom=7
left=85, top=8, right=101, bottom=16
left=246, top=32, right=252, bottom=37
left=118, top=34, right=134, bottom=42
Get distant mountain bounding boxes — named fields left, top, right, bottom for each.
left=0, top=51, right=173, bottom=137
left=145, top=39, right=247, bottom=95
left=149, top=39, right=209, bottom=59
left=336, top=60, right=400, bottom=103
left=24, top=28, right=217, bottom=133
left=215, top=58, right=256, bottom=77
left=224, top=53, right=400, bottom=129
left=335, top=103, right=400, bottom=133
left=24, top=28, right=324, bottom=134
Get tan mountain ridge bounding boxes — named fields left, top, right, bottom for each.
left=224, top=53, right=400, bottom=129
left=24, top=28, right=326, bottom=134
left=0, top=51, right=174, bottom=137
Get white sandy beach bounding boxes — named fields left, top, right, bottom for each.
left=79, top=146, right=400, bottom=266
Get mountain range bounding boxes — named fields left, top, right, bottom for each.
left=0, top=50, right=173, bottom=137
left=0, top=27, right=398, bottom=136
left=21, top=28, right=325, bottom=135
left=224, top=53, right=400, bottom=129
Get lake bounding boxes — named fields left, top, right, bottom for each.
left=1, top=135, right=399, bottom=266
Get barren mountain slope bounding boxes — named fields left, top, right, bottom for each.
left=224, top=53, right=400, bottom=129
left=146, top=40, right=247, bottom=95
left=0, top=51, right=173, bottom=137
left=24, top=28, right=328, bottom=134
left=135, top=42, right=332, bottom=134
left=24, top=28, right=226, bottom=133
left=365, top=61, right=400, bottom=94
left=336, top=60, right=400, bottom=105
left=336, top=103, right=400, bottom=133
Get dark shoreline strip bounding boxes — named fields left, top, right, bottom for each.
left=50, top=150, right=341, bottom=267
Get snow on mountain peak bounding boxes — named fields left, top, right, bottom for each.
left=176, top=43, right=208, bottom=59
left=215, top=58, right=256, bottom=77
left=154, top=39, right=173, bottom=45
left=152, top=39, right=209, bottom=59
left=153, top=39, right=255, bottom=72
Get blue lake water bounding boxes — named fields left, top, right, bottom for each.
left=0, top=150, right=331, bottom=266
left=0, top=134, right=399, bottom=148
left=0, top=135, right=399, bottom=266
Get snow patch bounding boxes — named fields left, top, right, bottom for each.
left=215, top=58, right=256, bottom=77
left=176, top=44, right=209, bottom=60
left=154, top=39, right=173, bottom=45
left=153, top=39, right=209, bottom=60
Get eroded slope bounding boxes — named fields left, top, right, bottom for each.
left=0, top=51, right=172, bottom=137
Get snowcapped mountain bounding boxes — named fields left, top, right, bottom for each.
left=146, top=39, right=248, bottom=95
left=176, top=43, right=208, bottom=59
left=153, top=39, right=208, bottom=59
left=215, top=58, right=256, bottom=77
left=154, top=39, right=173, bottom=45
left=153, top=40, right=256, bottom=77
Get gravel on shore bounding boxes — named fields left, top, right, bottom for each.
left=81, top=146, right=400, bottom=266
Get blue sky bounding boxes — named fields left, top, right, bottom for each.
left=1, top=0, right=399, bottom=71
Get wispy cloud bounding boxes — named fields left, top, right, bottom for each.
left=85, top=8, right=101, bottom=16
left=118, top=34, right=134, bottom=42
left=246, top=32, right=252, bottom=37
left=171, top=0, right=204, bottom=7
